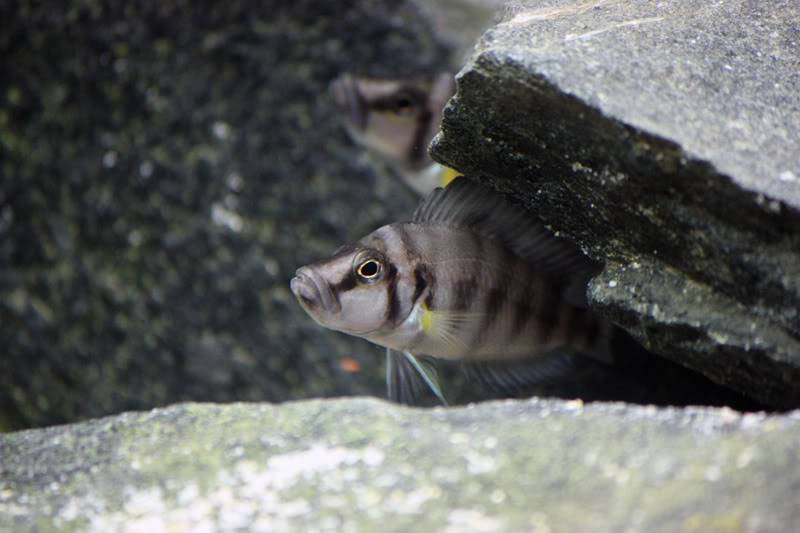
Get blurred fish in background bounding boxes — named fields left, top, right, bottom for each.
left=329, top=72, right=460, bottom=195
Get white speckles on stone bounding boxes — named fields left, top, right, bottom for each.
left=483, top=436, right=498, bottom=449
left=265, top=444, right=385, bottom=490
left=226, top=172, right=244, bottom=191
left=449, top=432, right=469, bottom=445
left=564, top=399, right=584, bottom=412
left=718, top=407, right=741, bottom=424
left=229, top=446, right=244, bottom=458
left=386, top=485, right=441, bottom=514
left=431, top=466, right=460, bottom=484
left=464, top=450, right=497, bottom=475
left=279, top=498, right=312, bottom=518
left=139, top=160, right=154, bottom=179
left=490, top=489, right=506, bottom=504
left=652, top=457, right=674, bottom=478
left=102, top=151, right=118, bottom=168
left=176, top=484, right=199, bottom=506
left=583, top=449, right=599, bottom=467
left=708, top=330, right=730, bottom=345
left=362, top=447, right=385, bottom=467
left=608, top=279, right=618, bottom=288
left=777, top=170, right=797, bottom=182
left=736, top=447, right=758, bottom=469
left=211, top=121, right=232, bottom=141
left=445, top=509, right=502, bottom=533
left=211, top=203, right=243, bottom=232
left=123, top=487, right=167, bottom=517
left=704, top=464, right=722, bottom=482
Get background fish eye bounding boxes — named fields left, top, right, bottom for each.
left=392, top=93, right=418, bottom=114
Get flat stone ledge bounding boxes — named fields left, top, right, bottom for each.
left=1, top=399, right=799, bottom=531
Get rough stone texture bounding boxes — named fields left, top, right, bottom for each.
left=1, top=399, right=798, bottom=532
left=431, top=0, right=800, bottom=408
left=0, top=1, right=460, bottom=430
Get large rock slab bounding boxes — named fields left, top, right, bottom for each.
left=1, top=399, right=798, bottom=531
left=431, top=0, right=800, bottom=408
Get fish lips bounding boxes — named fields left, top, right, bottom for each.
left=329, top=74, right=367, bottom=131
left=290, top=266, right=341, bottom=316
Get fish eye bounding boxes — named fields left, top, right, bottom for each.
left=356, top=258, right=382, bottom=282
left=393, top=93, right=418, bottom=115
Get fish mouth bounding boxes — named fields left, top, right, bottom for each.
left=329, top=74, right=366, bottom=131
left=290, top=266, right=340, bottom=315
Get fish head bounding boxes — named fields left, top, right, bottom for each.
left=329, top=73, right=455, bottom=170
left=291, top=233, right=416, bottom=339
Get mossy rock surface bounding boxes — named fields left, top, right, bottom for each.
left=1, top=398, right=798, bottom=531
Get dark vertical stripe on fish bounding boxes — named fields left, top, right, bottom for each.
left=392, top=224, right=416, bottom=261
left=412, top=265, right=428, bottom=305
left=384, top=264, right=401, bottom=326
left=331, top=273, right=357, bottom=293
left=510, top=276, right=549, bottom=342
left=511, top=299, right=534, bottom=342
left=407, top=108, right=433, bottom=165
left=473, top=284, right=506, bottom=350
left=453, top=277, right=481, bottom=354
left=424, top=276, right=436, bottom=311
left=469, top=231, right=484, bottom=259
left=453, top=277, right=479, bottom=312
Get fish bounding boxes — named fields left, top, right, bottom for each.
left=290, top=178, right=613, bottom=405
left=329, top=72, right=459, bottom=195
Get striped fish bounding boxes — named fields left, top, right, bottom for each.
left=291, top=178, right=613, bottom=404
left=329, top=72, right=459, bottom=195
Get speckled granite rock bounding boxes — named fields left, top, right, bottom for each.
left=0, top=1, right=460, bottom=429
left=431, top=0, right=800, bottom=408
left=1, top=399, right=798, bottom=531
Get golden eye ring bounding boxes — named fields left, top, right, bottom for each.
left=356, top=259, right=382, bottom=281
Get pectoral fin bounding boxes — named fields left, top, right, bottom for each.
left=385, top=348, right=448, bottom=406
left=421, top=305, right=483, bottom=354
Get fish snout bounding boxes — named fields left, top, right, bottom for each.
left=329, top=74, right=366, bottom=130
left=290, top=266, right=338, bottom=314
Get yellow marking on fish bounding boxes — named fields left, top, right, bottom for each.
left=440, top=167, right=461, bottom=187
left=421, top=304, right=434, bottom=333
left=420, top=303, right=482, bottom=352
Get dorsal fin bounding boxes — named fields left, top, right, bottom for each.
left=412, top=178, right=601, bottom=298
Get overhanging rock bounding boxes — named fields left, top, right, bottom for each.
left=430, top=0, right=800, bottom=408
left=1, top=400, right=799, bottom=531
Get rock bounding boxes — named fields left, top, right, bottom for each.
left=431, top=0, right=800, bottom=408
left=0, top=1, right=461, bottom=429
left=1, top=399, right=798, bottom=531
